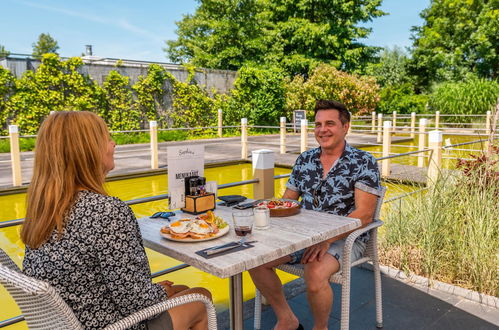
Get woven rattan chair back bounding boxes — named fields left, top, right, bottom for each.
left=0, top=249, right=83, bottom=330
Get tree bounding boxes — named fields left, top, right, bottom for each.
left=409, top=0, right=498, bottom=90
left=102, top=71, right=140, bottom=131
left=0, top=67, right=16, bottom=133
left=166, top=0, right=385, bottom=75
left=32, top=33, right=60, bottom=58
left=0, top=45, right=10, bottom=58
left=366, top=47, right=411, bottom=87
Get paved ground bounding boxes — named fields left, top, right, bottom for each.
left=216, top=267, right=499, bottom=330
left=0, top=133, right=427, bottom=189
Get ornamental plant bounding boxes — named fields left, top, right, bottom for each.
left=285, top=64, right=380, bottom=119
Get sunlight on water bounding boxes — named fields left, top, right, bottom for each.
left=0, top=154, right=452, bottom=327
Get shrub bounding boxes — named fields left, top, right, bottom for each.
left=226, top=65, right=287, bottom=126
left=429, top=77, right=499, bottom=116
left=377, top=83, right=428, bottom=114
left=0, top=67, right=16, bottom=134
left=285, top=63, right=380, bottom=119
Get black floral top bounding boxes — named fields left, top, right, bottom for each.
left=23, top=191, right=167, bottom=330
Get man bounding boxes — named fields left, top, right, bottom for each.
left=249, top=100, right=381, bottom=330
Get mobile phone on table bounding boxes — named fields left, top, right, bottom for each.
left=233, top=201, right=258, bottom=210
left=151, top=211, right=176, bottom=219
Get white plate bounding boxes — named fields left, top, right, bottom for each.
left=160, top=225, right=230, bottom=242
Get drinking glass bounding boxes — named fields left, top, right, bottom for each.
left=232, top=210, right=254, bottom=237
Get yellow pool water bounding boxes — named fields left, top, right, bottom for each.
left=0, top=163, right=420, bottom=329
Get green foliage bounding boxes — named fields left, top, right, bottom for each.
left=285, top=63, right=380, bottom=117
left=0, top=67, right=16, bottom=134
left=9, top=54, right=103, bottom=134
left=166, top=0, right=385, bottom=75
left=409, top=0, right=498, bottom=90
left=377, top=84, right=428, bottom=114
left=429, top=77, right=499, bottom=115
left=381, top=160, right=499, bottom=296
left=133, top=64, right=171, bottom=125
left=102, top=71, right=140, bottom=131
left=0, top=45, right=10, bottom=58
left=32, top=33, right=60, bottom=58
left=366, top=47, right=411, bottom=87
left=226, top=65, right=286, bottom=125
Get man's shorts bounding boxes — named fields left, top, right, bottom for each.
left=288, top=238, right=366, bottom=271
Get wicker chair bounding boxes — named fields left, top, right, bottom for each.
left=0, top=249, right=217, bottom=330
left=254, top=187, right=386, bottom=330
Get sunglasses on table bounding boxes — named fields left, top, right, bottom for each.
left=150, top=211, right=176, bottom=220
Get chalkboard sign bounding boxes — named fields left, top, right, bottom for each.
left=293, top=110, right=307, bottom=132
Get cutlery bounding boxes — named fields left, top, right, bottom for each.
left=205, top=240, right=257, bottom=255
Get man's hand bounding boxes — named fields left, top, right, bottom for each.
left=301, top=241, right=331, bottom=264
left=158, top=280, right=190, bottom=297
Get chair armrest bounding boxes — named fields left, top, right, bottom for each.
left=103, top=293, right=216, bottom=330
left=341, top=220, right=384, bottom=267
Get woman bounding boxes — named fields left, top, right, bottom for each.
left=21, top=111, right=211, bottom=330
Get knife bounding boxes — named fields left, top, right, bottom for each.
left=205, top=240, right=256, bottom=256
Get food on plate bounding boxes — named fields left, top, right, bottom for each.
left=256, top=199, right=301, bottom=217
left=257, top=199, right=299, bottom=209
left=161, top=211, right=228, bottom=239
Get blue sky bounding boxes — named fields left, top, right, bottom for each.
left=1, top=0, right=429, bottom=62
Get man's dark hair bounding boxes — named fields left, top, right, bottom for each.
left=314, top=100, right=350, bottom=124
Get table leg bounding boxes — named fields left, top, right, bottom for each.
left=229, top=273, right=243, bottom=330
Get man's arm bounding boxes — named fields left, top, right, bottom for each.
left=282, top=188, right=300, bottom=200
left=300, top=188, right=378, bottom=263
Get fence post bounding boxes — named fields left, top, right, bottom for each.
left=382, top=121, right=392, bottom=177
left=371, top=111, right=376, bottom=132
left=280, top=117, right=286, bottom=154
left=241, top=118, right=248, bottom=159
left=377, top=113, right=383, bottom=143
left=410, top=112, right=416, bottom=139
left=252, top=149, right=275, bottom=200
left=435, top=111, right=440, bottom=130
left=9, top=125, right=22, bottom=186
left=217, top=109, right=223, bottom=138
left=485, top=110, right=491, bottom=150
left=149, top=121, right=158, bottom=169
left=427, top=130, right=443, bottom=185
left=392, top=111, right=397, bottom=132
left=418, top=119, right=427, bottom=167
left=300, top=119, right=308, bottom=153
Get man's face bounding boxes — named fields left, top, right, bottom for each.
left=314, top=109, right=349, bottom=151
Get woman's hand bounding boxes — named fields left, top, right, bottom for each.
left=159, top=280, right=189, bottom=297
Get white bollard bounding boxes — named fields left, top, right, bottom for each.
left=392, top=111, right=397, bottom=133
left=377, top=113, right=383, bottom=143
left=371, top=111, right=376, bottom=132
left=218, top=109, right=223, bottom=138
left=241, top=118, right=248, bottom=159
left=427, top=130, right=443, bottom=185
left=418, top=119, right=427, bottom=168
left=252, top=149, right=275, bottom=200
left=435, top=111, right=440, bottom=130
left=9, top=125, right=22, bottom=186
left=300, top=119, right=308, bottom=153
left=410, top=112, right=416, bottom=139
left=382, top=121, right=392, bottom=177
left=280, top=117, right=286, bottom=154
left=149, top=121, right=158, bottom=169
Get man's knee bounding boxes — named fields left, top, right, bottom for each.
left=304, top=258, right=339, bottom=292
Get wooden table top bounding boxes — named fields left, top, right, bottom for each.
left=138, top=205, right=361, bottom=278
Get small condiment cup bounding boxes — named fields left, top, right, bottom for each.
left=253, top=206, right=270, bottom=230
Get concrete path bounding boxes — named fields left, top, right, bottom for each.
left=0, top=133, right=426, bottom=189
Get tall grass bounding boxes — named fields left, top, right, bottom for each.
left=380, top=161, right=499, bottom=296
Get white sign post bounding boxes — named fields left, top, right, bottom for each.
left=167, top=145, right=205, bottom=209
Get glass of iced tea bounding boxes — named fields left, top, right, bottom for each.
left=232, top=210, right=254, bottom=237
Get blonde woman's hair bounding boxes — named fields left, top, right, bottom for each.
left=21, top=111, right=110, bottom=248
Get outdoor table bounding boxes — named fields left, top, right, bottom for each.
left=138, top=204, right=361, bottom=330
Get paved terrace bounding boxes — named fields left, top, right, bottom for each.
left=0, top=133, right=428, bottom=190
left=216, top=266, right=499, bottom=329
